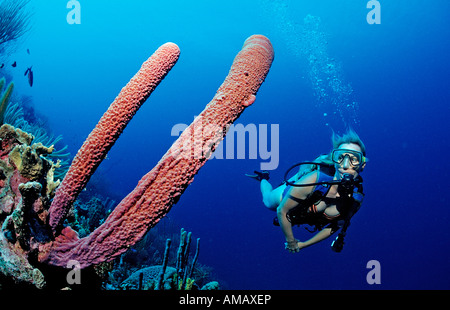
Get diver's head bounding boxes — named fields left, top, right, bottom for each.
left=331, top=129, right=367, bottom=180
left=331, top=128, right=366, bottom=157
left=332, top=143, right=367, bottom=180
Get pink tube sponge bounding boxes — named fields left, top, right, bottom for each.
left=48, top=43, right=180, bottom=232
left=41, top=35, right=274, bottom=268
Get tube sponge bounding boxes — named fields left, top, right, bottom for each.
left=48, top=43, right=181, bottom=232
left=41, top=35, right=274, bottom=268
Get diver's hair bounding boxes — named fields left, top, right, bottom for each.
left=331, top=128, right=366, bottom=156
left=296, top=129, right=366, bottom=180
left=296, top=153, right=334, bottom=180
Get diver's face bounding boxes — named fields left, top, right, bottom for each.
left=334, top=143, right=365, bottom=179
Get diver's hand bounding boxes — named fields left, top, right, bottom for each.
left=285, top=239, right=301, bottom=253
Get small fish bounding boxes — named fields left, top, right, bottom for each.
left=0, top=63, right=3, bottom=69
left=11, top=61, right=16, bottom=67
left=24, top=66, right=33, bottom=87
left=27, top=48, right=30, bottom=55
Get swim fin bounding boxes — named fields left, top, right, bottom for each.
left=245, top=170, right=270, bottom=181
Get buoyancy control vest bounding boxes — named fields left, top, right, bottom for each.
left=274, top=164, right=364, bottom=235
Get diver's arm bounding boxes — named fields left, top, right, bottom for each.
left=276, top=172, right=318, bottom=252
left=298, top=228, right=333, bottom=249
left=276, top=198, right=299, bottom=249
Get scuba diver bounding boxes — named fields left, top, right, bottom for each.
left=246, top=129, right=367, bottom=253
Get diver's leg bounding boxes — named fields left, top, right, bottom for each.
left=261, top=180, right=285, bottom=211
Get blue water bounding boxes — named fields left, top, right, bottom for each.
left=3, top=0, right=449, bottom=289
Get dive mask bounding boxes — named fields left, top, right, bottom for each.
left=331, top=148, right=366, bottom=166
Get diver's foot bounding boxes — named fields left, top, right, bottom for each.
left=245, top=170, right=270, bottom=182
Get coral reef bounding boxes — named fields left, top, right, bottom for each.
left=0, top=124, right=59, bottom=288
left=69, top=195, right=113, bottom=238
left=0, top=0, right=32, bottom=48
left=110, top=228, right=217, bottom=290
left=94, top=215, right=218, bottom=290
left=0, top=78, right=14, bottom=124
left=174, top=228, right=200, bottom=290
left=1, top=76, right=71, bottom=181
left=0, top=35, right=274, bottom=288
left=120, top=266, right=177, bottom=290
left=201, top=281, right=220, bottom=290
